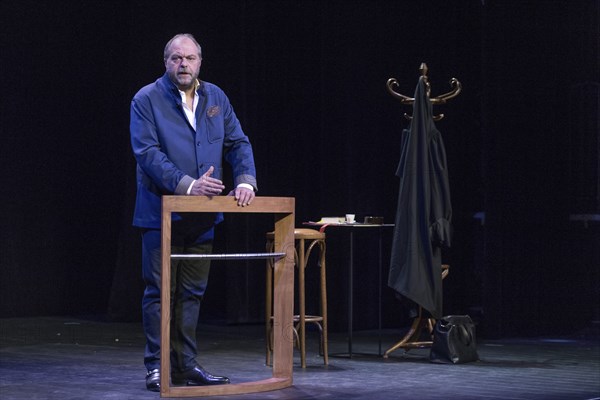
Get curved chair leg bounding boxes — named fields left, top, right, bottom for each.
left=318, top=240, right=328, bottom=365
left=383, top=310, right=426, bottom=358
left=265, top=240, right=274, bottom=366
left=298, top=238, right=307, bottom=368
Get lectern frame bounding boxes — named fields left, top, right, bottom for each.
left=159, top=196, right=295, bottom=397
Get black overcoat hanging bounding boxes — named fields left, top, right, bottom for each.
left=388, top=76, right=452, bottom=319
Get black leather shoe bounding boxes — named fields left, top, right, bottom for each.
left=171, top=365, right=230, bottom=386
left=146, top=369, right=160, bottom=392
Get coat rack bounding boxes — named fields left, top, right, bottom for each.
left=387, top=62, right=461, bottom=121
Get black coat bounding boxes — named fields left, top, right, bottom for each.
left=387, top=77, right=452, bottom=319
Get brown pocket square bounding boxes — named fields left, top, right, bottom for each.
left=207, top=105, right=221, bottom=117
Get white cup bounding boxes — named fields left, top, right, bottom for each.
left=345, top=214, right=356, bottom=223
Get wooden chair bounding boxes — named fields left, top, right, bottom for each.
left=266, top=228, right=328, bottom=368
left=383, top=264, right=449, bottom=358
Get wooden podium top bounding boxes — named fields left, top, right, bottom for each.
left=161, top=195, right=295, bottom=214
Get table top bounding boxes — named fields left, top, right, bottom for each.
left=303, top=221, right=394, bottom=229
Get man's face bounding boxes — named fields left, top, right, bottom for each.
left=164, top=37, right=202, bottom=91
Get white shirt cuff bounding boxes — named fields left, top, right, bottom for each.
left=186, top=180, right=196, bottom=195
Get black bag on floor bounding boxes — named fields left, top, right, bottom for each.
left=430, top=315, right=479, bottom=364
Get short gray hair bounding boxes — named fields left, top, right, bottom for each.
left=163, top=33, right=202, bottom=60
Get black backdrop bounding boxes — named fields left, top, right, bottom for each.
left=1, top=0, right=598, bottom=339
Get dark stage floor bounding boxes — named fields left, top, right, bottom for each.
left=0, top=317, right=598, bottom=400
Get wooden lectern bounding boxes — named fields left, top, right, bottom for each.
left=159, top=196, right=295, bottom=397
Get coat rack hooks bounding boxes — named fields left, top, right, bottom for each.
left=387, top=62, right=461, bottom=121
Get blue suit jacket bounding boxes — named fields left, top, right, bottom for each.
left=130, top=74, right=257, bottom=229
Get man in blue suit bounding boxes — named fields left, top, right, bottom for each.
left=130, top=33, right=257, bottom=392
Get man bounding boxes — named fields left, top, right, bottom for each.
left=130, top=33, right=257, bottom=392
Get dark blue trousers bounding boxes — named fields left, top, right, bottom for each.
left=141, top=222, right=214, bottom=372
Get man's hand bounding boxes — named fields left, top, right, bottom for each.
left=189, top=166, right=225, bottom=197
left=228, top=186, right=255, bottom=207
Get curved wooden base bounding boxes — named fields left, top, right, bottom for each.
left=161, top=377, right=292, bottom=398
left=383, top=312, right=435, bottom=358
left=383, top=264, right=450, bottom=359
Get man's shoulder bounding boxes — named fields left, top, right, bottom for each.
left=133, top=75, right=171, bottom=99
left=199, top=81, right=227, bottom=97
